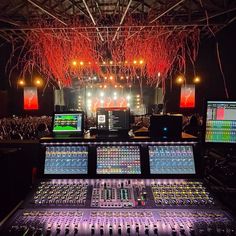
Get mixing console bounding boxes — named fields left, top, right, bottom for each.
left=1, top=141, right=236, bottom=236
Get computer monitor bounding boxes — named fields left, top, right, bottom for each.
left=96, top=146, right=141, bottom=174
left=52, top=112, right=84, bottom=136
left=149, top=114, right=183, bottom=139
left=205, top=100, right=236, bottom=143
left=44, top=146, right=88, bottom=174
left=96, top=107, right=130, bottom=135
left=148, top=145, right=196, bottom=174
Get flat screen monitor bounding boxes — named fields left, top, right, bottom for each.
left=205, top=101, right=236, bottom=143
left=96, top=107, right=130, bottom=132
left=52, top=112, right=84, bottom=136
left=44, top=146, right=88, bottom=174
left=96, top=146, right=141, bottom=174
left=149, top=114, right=183, bottom=139
left=148, top=145, right=196, bottom=174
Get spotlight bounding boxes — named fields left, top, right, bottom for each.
left=136, top=94, right=140, bottom=98
left=102, top=61, right=106, bottom=65
left=158, top=72, right=161, bottom=77
left=133, top=60, right=137, bottom=64
left=193, top=76, right=201, bottom=84
left=35, top=77, right=43, bottom=86
left=109, top=61, right=113, bottom=65
left=104, top=85, right=107, bottom=88
left=139, top=60, right=144, bottom=65
left=125, top=61, right=128, bottom=64
left=115, top=85, right=117, bottom=88
left=18, top=79, right=25, bottom=86
left=87, top=92, right=91, bottom=97
left=176, top=75, right=184, bottom=84
left=79, top=61, right=84, bottom=66
left=109, top=76, right=113, bottom=80
left=88, top=62, right=91, bottom=65
left=114, top=92, right=117, bottom=96
left=126, top=95, right=131, bottom=100
left=100, top=92, right=104, bottom=97
left=72, top=60, right=77, bottom=66
left=120, top=76, right=124, bottom=80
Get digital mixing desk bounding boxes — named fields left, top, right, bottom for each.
left=1, top=140, right=235, bottom=236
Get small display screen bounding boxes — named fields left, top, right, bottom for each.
left=205, top=101, right=236, bottom=143
left=53, top=113, right=83, bottom=133
left=97, top=108, right=130, bottom=131
left=96, top=146, right=141, bottom=174
left=44, top=146, right=88, bottom=174
left=149, top=145, right=196, bottom=174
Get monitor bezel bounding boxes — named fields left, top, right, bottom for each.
left=52, top=111, right=84, bottom=137
left=203, top=99, right=236, bottom=146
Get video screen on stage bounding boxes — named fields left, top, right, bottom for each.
left=97, top=107, right=130, bottom=131
left=205, top=101, right=236, bottom=143
left=53, top=113, right=83, bottom=133
left=96, top=146, right=141, bottom=174
left=44, top=146, right=88, bottom=174
left=148, top=145, right=196, bottom=174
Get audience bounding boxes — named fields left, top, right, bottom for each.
left=0, top=116, right=52, bottom=140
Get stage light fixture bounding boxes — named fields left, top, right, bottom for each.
left=18, top=79, right=25, bottom=86
left=158, top=72, right=161, bottom=77
left=193, top=76, right=201, bottom=83
left=79, top=61, right=84, bottom=66
left=104, top=85, right=107, bottom=88
left=72, top=60, right=77, bottom=66
left=109, top=76, right=113, bottom=80
left=176, top=75, right=184, bottom=84
left=35, top=77, right=43, bottom=86
left=87, top=92, right=91, bottom=97
left=126, top=76, right=129, bottom=79
left=93, top=76, right=97, bottom=80
left=133, top=60, right=137, bottom=64
left=102, top=61, right=106, bottom=65
left=139, top=60, right=144, bottom=65
left=115, top=85, right=117, bottom=88
left=120, top=76, right=124, bottom=80
left=136, top=94, right=140, bottom=98
left=126, top=95, right=131, bottom=100
left=88, top=62, right=91, bottom=65
left=125, top=61, right=128, bottom=64
left=109, top=61, right=113, bottom=65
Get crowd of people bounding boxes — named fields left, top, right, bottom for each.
left=0, top=114, right=203, bottom=140
left=0, top=116, right=52, bottom=140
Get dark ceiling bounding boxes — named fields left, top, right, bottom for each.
left=0, top=0, right=236, bottom=41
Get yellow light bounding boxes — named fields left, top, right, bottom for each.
left=109, top=76, right=113, bottom=80
left=133, top=60, right=137, bottom=64
left=99, top=85, right=102, bottom=88
left=18, top=79, right=25, bottom=86
left=115, top=85, right=117, bottom=88
left=109, top=61, right=113, bottom=65
left=103, top=61, right=106, bottom=65
left=35, top=77, right=43, bottom=86
left=176, top=75, right=184, bottom=84
left=139, top=60, right=144, bottom=65
left=79, top=61, right=84, bottom=66
left=72, top=60, right=77, bottom=66
left=88, top=62, right=91, bottom=65
left=129, top=85, right=132, bottom=88
left=194, top=76, right=201, bottom=83
left=120, top=76, right=124, bottom=80
left=104, top=85, right=107, bottom=88
left=158, top=72, right=161, bottom=77
left=125, top=61, right=128, bottom=64
left=136, top=94, right=140, bottom=98
left=104, top=77, right=107, bottom=80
